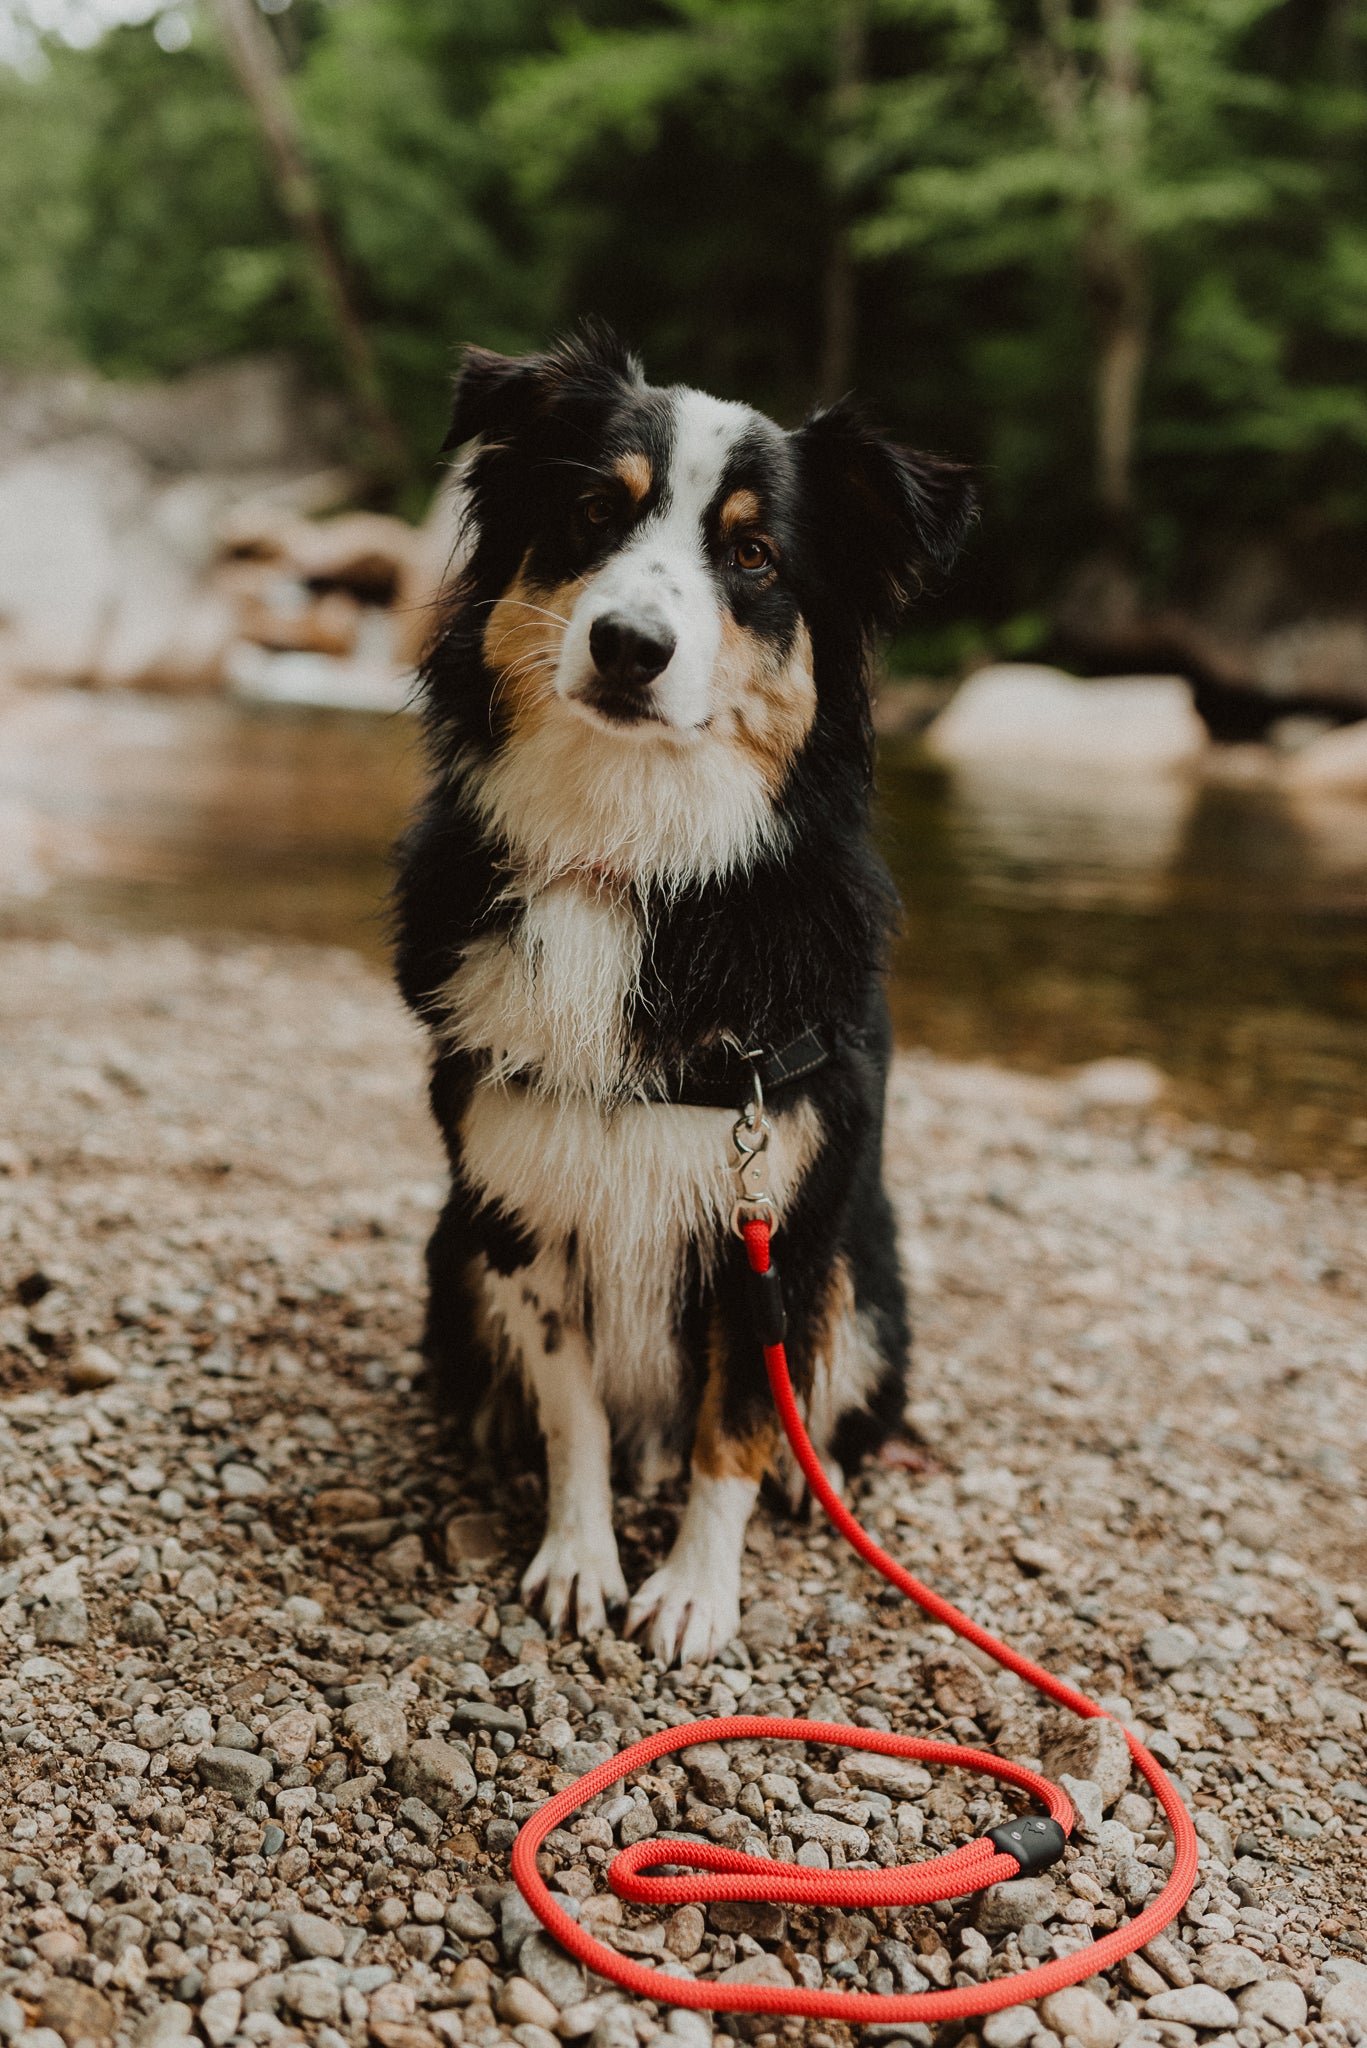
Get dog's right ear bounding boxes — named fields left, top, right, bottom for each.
left=442, top=326, right=643, bottom=454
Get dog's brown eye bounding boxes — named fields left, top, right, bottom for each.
left=581, top=493, right=615, bottom=528
left=733, top=536, right=772, bottom=572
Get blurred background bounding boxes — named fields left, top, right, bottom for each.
left=1, top=0, right=1365, bottom=1171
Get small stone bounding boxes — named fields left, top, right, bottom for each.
left=519, top=1930, right=588, bottom=2009
left=1142, top=1625, right=1200, bottom=1673
left=1322, top=1977, right=1367, bottom=2030
left=1142, top=1936, right=1196, bottom=1988
left=1058, top=1773, right=1104, bottom=1837
left=397, top=1794, right=444, bottom=1841
left=398, top=1924, right=444, bottom=1963
left=442, top=1512, right=503, bottom=1565
left=128, top=1462, right=165, bottom=1495
left=1038, top=1987, right=1120, bottom=2048
left=450, top=1698, right=526, bottom=1739
left=286, top=1912, right=346, bottom=1960
left=262, top=1822, right=286, bottom=1856
left=1073, top=1057, right=1165, bottom=1108
left=663, top=1905, right=706, bottom=1958
left=842, top=1751, right=932, bottom=1801
left=196, top=1746, right=274, bottom=1803
left=982, top=2009, right=1039, bottom=2048
left=449, top=1958, right=494, bottom=2005
left=715, top=1954, right=794, bottom=1988
left=263, top=1706, right=317, bottom=1767
left=708, top=1900, right=786, bottom=1942
left=1040, top=1714, right=1132, bottom=1809
left=35, top=1597, right=88, bottom=1646
left=514, top=2027, right=560, bottom=2048
left=1143, top=1987, right=1240, bottom=2029
left=591, top=1636, right=642, bottom=1683
left=199, top=1989, right=242, bottom=2047
left=1192, top=1812, right=1234, bottom=1867
left=219, top=1461, right=269, bottom=1498
left=132, top=2003, right=194, bottom=2048
left=282, top=1963, right=342, bottom=2024
left=664, top=2015, right=711, bottom=2048
left=313, top=1486, right=383, bottom=1524
left=739, top=1598, right=794, bottom=1652
left=120, top=1599, right=168, bottom=1645
left=343, top=1692, right=410, bottom=1764
left=377, top=1532, right=427, bottom=1582
left=978, top=1878, right=1061, bottom=1934
left=497, top=1980, right=561, bottom=2031
left=1235, top=1979, right=1307, bottom=2030
left=1196, top=1944, right=1266, bottom=1993
left=204, top=1958, right=259, bottom=1994
left=67, top=1344, right=123, bottom=1390
left=38, top=1979, right=115, bottom=2045
left=1120, top=1954, right=1168, bottom=1999
left=446, top=1895, right=497, bottom=1942
left=391, top=1735, right=477, bottom=1813
left=796, top=1840, right=830, bottom=1868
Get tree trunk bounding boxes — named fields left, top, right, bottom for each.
left=819, top=0, right=866, bottom=403
left=1088, top=0, right=1147, bottom=524
left=208, top=0, right=407, bottom=486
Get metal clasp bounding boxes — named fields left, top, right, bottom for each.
left=729, top=1052, right=777, bottom=1238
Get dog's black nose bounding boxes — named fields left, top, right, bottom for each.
left=588, top=614, right=675, bottom=689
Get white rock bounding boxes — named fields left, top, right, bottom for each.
left=1071, top=1059, right=1166, bottom=1112
left=1039, top=1986, right=1121, bottom=2048
left=199, top=1988, right=242, bottom=2046
left=925, top=665, right=1206, bottom=773
left=983, top=2005, right=1040, bottom=2048
left=1196, top=1943, right=1265, bottom=1993
left=1235, top=1979, right=1306, bottom=2030
left=1143, top=1986, right=1240, bottom=2028
left=1284, top=716, right=1367, bottom=793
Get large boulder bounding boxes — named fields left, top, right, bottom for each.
left=925, top=664, right=1207, bottom=774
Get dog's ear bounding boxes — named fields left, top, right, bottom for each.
left=442, top=323, right=643, bottom=454
left=794, top=400, right=975, bottom=631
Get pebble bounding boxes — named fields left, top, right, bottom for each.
left=1142, top=1625, right=1201, bottom=1673
left=977, top=1877, right=1060, bottom=1934
left=446, top=1895, right=497, bottom=1942
left=342, top=1693, right=409, bottom=1764
left=1039, top=1987, right=1120, bottom=2048
left=132, top=2003, right=194, bottom=2048
left=714, top=1954, right=794, bottom=1988
left=287, top=1911, right=346, bottom=1960
left=219, top=1461, right=269, bottom=1498
left=391, top=1735, right=478, bottom=1812
left=1235, top=1978, right=1307, bottom=2029
left=982, top=2010, right=1039, bottom=2048
left=1195, top=1943, right=1265, bottom=1992
left=497, top=1979, right=561, bottom=2030
left=195, top=1746, right=274, bottom=1802
left=1041, top=1714, right=1132, bottom=1808
left=1143, top=1987, right=1241, bottom=2028
left=66, top=1342, right=123, bottom=1389
left=518, top=1931, right=587, bottom=2009
left=198, top=1988, right=242, bottom=2046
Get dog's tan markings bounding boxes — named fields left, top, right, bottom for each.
left=612, top=451, right=653, bottom=502
left=481, top=561, right=589, bottom=738
left=692, top=1324, right=779, bottom=1482
left=719, top=488, right=763, bottom=536
left=720, top=616, right=818, bottom=792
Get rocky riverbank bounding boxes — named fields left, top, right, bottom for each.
left=1, top=939, right=1364, bottom=2048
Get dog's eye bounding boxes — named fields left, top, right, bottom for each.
left=580, top=493, right=615, bottom=529
left=733, top=536, right=773, bottom=572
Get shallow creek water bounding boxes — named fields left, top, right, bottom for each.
left=2, top=691, right=1364, bottom=1176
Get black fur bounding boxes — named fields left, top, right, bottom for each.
left=393, top=324, right=972, bottom=1562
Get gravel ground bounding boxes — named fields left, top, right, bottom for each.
left=2, top=938, right=1365, bottom=2048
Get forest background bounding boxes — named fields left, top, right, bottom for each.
left=3, top=0, right=1366, bottom=676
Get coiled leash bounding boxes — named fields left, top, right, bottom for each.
left=512, top=1070, right=1200, bottom=2021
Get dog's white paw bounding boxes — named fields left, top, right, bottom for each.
left=627, top=1562, right=740, bottom=1668
left=521, top=1532, right=627, bottom=1637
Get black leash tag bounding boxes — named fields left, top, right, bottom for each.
left=986, top=1815, right=1067, bottom=1873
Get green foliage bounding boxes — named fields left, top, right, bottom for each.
left=1, top=0, right=1365, bottom=618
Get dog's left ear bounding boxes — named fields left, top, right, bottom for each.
left=442, top=323, right=643, bottom=454
left=794, top=401, right=975, bottom=631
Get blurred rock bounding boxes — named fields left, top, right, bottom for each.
left=1284, top=716, right=1367, bottom=794
left=926, top=664, right=1207, bottom=773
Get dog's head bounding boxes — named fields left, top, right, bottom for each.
left=437, top=324, right=972, bottom=884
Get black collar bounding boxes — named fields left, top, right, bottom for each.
left=649, top=1025, right=833, bottom=1109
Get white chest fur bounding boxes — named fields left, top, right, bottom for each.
left=439, top=876, right=642, bottom=1100
left=461, top=1082, right=820, bottom=1432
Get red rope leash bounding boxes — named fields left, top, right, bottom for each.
left=511, top=1218, right=1200, bottom=2019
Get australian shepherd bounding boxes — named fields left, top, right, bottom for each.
left=393, top=325, right=972, bottom=1666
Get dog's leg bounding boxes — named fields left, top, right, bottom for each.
left=483, top=1255, right=627, bottom=1635
left=627, top=1339, right=774, bottom=1666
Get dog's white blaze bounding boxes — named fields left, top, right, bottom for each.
left=460, top=1084, right=821, bottom=1437
left=557, top=387, right=755, bottom=732
left=439, top=877, right=640, bottom=1099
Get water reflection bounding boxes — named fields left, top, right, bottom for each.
left=1, top=692, right=1364, bottom=1175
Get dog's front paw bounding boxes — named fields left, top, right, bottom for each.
left=627, top=1562, right=740, bottom=1668
left=521, top=1532, right=627, bottom=1638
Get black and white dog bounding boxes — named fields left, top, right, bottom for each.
left=394, top=326, right=972, bottom=1665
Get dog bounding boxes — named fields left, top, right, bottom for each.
left=393, top=324, right=972, bottom=1666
